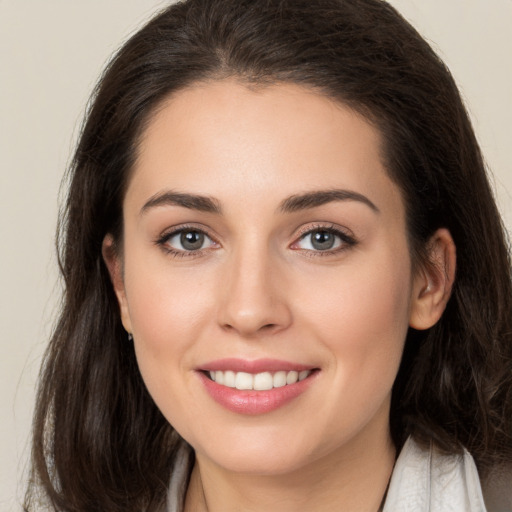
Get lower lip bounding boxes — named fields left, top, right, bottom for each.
left=198, top=371, right=317, bottom=415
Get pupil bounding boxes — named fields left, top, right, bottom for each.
left=311, top=231, right=334, bottom=250
left=181, top=231, right=204, bottom=250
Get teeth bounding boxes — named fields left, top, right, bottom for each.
left=299, top=370, right=309, bottom=381
left=273, top=371, right=287, bottom=388
left=235, top=372, right=253, bottom=390
left=286, top=370, right=298, bottom=385
left=208, top=369, right=311, bottom=390
left=254, top=372, right=273, bottom=390
left=224, top=370, right=236, bottom=388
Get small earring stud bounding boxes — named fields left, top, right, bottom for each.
left=127, top=333, right=133, bottom=341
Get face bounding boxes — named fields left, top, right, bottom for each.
left=106, top=80, right=442, bottom=476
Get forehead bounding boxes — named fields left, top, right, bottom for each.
left=129, top=79, right=403, bottom=218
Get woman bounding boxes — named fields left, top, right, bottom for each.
left=25, top=0, right=512, bottom=510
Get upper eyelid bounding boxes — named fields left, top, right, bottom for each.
left=159, top=223, right=215, bottom=239
left=293, top=222, right=355, bottom=239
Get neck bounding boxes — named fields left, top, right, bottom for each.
left=184, top=423, right=396, bottom=512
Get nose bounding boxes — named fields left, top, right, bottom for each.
left=217, top=246, right=292, bottom=337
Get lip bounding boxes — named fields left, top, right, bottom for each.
left=199, top=358, right=315, bottom=373
left=197, top=358, right=318, bottom=415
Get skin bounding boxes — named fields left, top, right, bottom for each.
left=103, top=80, right=455, bottom=511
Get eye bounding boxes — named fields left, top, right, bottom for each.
left=158, top=228, right=217, bottom=254
left=292, top=226, right=356, bottom=252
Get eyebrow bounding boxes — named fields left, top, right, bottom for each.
left=140, top=191, right=222, bottom=215
left=140, top=188, right=379, bottom=216
left=278, top=189, right=380, bottom=214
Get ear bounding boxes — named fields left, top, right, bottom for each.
left=102, top=234, right=133, bottom=335
left=409, top=228, right=456, bottom=330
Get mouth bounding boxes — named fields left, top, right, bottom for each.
left=204, top=369, right=313, bottom=390
left=197, top=359, right=319, bottom=415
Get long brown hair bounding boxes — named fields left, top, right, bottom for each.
left=26, top=0, right=512, bottom=510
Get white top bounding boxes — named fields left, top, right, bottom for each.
left=382, top=437, right=486, bottom=511
left=166, top=437, right=503, bottom=511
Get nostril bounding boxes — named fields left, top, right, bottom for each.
left=220, top=321, right=280, bottom=336
left=217, top=293, right=293, bottom=336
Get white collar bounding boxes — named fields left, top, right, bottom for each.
left=383, top=437, right=487, bottom=511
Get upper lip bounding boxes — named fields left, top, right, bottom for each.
left=198, top=358, right=316, bottom=374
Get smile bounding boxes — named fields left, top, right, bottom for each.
left=198, top=359, right=318, bottom=415
left=208, top=370, right=311, bottom=390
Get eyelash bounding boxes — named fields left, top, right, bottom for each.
left=155, top=223, right=357, bottom=259
left=291, top=224, right=357, bottom=256
left=155, top=224, right=218, bottom=259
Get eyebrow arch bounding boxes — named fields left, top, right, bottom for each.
left=140, top=191, right=222, bottom=215
left=278, top=189, right=380, bottom=214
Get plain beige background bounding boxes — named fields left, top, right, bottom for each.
left=1, top=1, right=510, bottom=509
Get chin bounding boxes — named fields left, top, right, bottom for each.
left=190, top=424, right=340, bottom=476
left=203, top=445, right=315, bottom=476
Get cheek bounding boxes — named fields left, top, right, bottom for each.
left=121, top=252, right=215, bottom=394
left=293, top=253, right=412, bottom=439
left=124, top=250, right=210, bottom=337
left=123, top=260, right=217, bottom=437
left=295, top=249, right=413, bottom=384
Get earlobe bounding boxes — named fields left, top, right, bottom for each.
left=102, top=234, right=133, bottom=334
left=409, top=228, right=456, bottom=330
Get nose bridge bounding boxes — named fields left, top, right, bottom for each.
left=217, top=235, right=291, bottom=336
